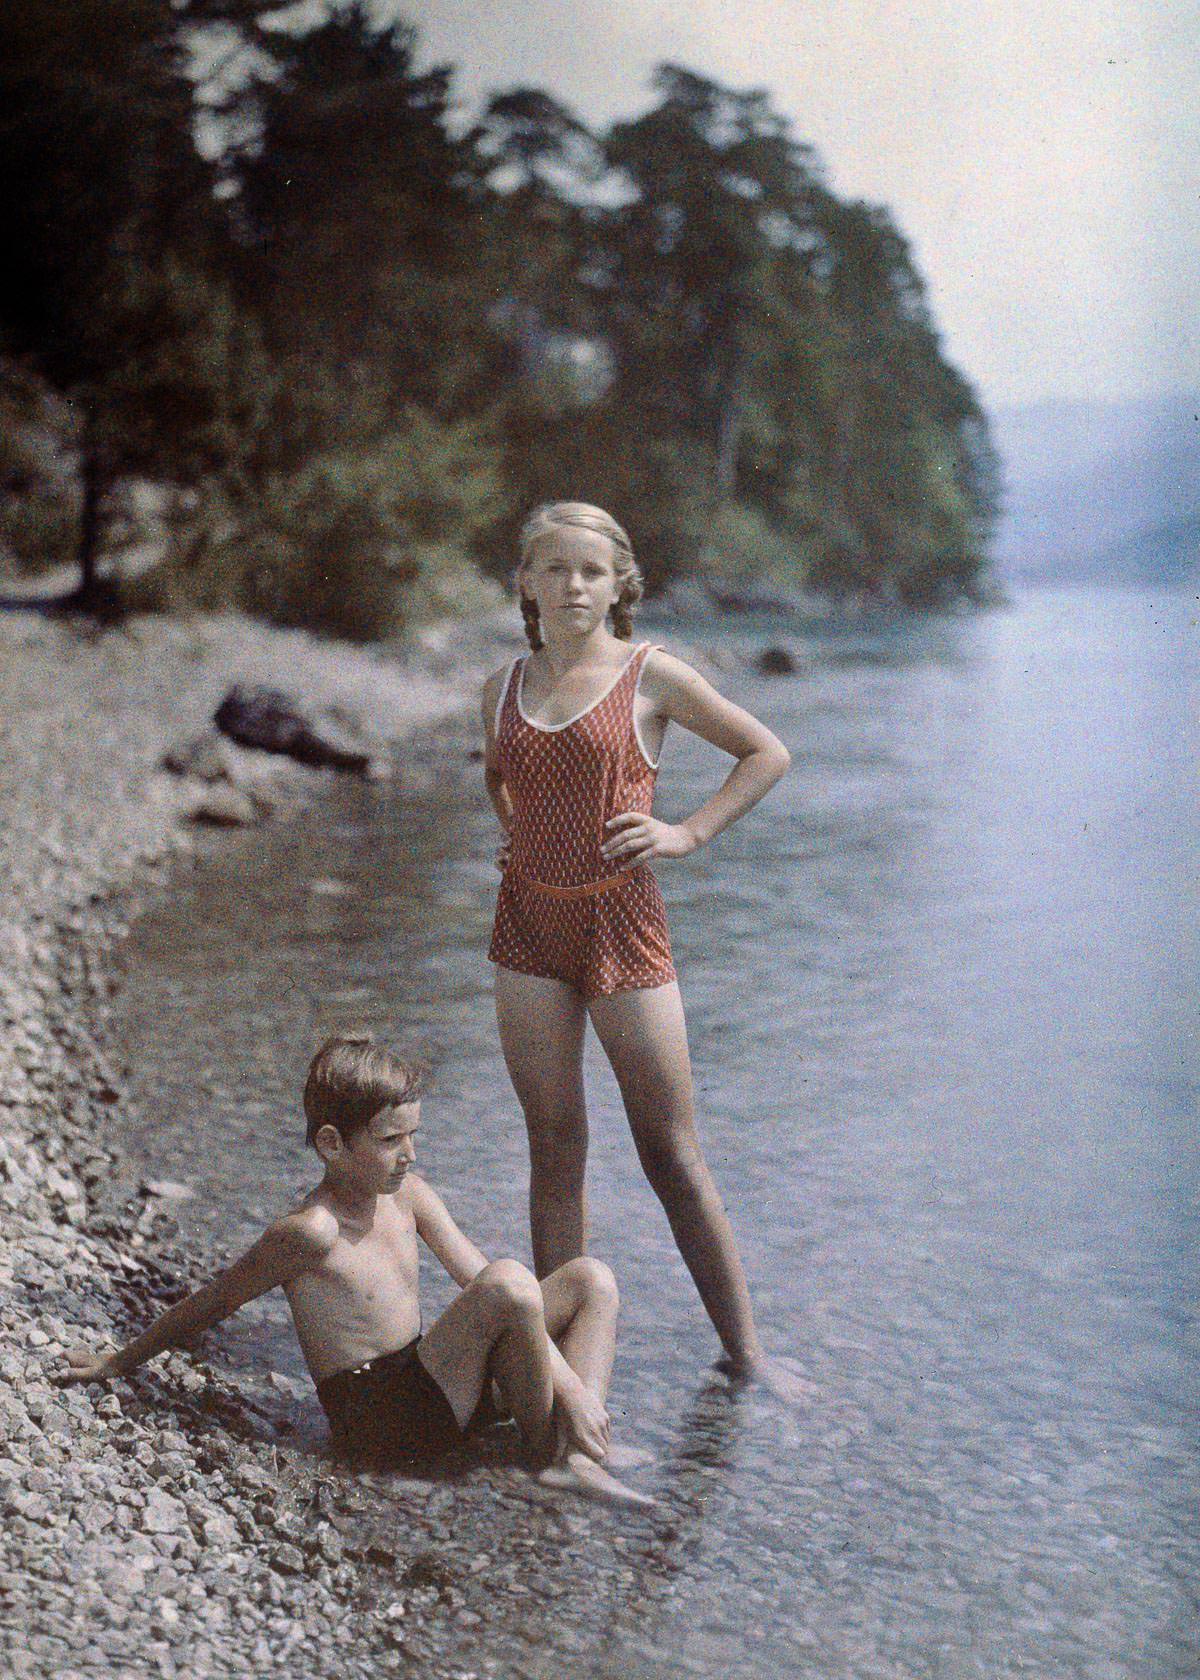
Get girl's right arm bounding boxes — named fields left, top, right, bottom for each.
left=59, top=1211, right=335, bottom=1383
left=481, top=669, right=514, bottom=841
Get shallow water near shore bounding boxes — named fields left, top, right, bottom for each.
left=112, top=587, right=1198, bottom=1678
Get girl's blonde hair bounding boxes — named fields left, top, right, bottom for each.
left=517, top=502, right=644, bottom=650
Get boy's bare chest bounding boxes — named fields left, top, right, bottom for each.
left=326, top=1211, right=420, bottom=1300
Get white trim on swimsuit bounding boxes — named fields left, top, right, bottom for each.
left=516, top=641, right=645, bottom=733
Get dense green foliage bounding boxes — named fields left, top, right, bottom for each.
left=0, top=1, right=998, bottom=627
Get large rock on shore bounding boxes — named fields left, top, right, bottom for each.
left=186, top=782, right=261, bottom=828
left=214, top=686, right=374, bottom=774
left=757, top=644, right=799, bottom=675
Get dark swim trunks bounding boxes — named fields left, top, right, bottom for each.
left=316, top=1336, right=468, bottom=1462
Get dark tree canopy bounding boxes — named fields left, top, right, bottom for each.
left=0, top=4, right=997, bottom=621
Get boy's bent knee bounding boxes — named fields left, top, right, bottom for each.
left=477, top=1259, right=542, bottom=1317
left=561, top=1255, right=618, bottom=1308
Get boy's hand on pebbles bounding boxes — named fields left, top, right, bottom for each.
left=57, top=1346, right=121, bottom=1385
left=601, top=813, right=696, bottom=865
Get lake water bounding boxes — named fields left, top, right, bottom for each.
left=115, top=587, right=1198, bottom=1678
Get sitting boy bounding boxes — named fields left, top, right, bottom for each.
left=61, top=1033, right=649, bottom=1506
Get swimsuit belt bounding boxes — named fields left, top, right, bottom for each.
left=511, top=868, right=635, bottom=900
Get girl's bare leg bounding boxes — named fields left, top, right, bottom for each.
left=495, top=968, right=589, bottom=1275
left=588, top=983, right=761, bottom=1365
left=589, top=983, right=811, bottom=1401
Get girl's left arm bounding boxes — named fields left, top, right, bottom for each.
left=601, top=651, right=790, bottom=865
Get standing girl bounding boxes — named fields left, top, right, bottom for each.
left=482, top=502, right=807, bottom=1400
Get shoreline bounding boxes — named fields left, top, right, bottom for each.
left=0, top=603, right=812, bottom=1676
left=0, top=606, right=538, bottom=1678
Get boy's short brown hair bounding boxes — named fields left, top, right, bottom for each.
left=303, top=1033, right=424, bottom=1147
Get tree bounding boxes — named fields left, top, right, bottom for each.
left=794, top=196, right=999, bottom=598
left=0, top=8, right=999, bottom=619
left=229, top=3, right=482, bottom=411
left=589, top=66, right=997, bottom=599
left=600, top=67, right=823, bottom=492
left=0, top=0, right=239, bottom=600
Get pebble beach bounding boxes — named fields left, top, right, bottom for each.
left=0, top=606, right=579, bottom=1680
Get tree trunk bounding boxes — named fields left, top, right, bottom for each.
left=71, top=428, right=122, bottom=618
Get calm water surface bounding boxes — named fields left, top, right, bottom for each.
left=115, top=587, right=1199, bottom=1679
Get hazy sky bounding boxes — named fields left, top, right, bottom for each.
left=385, top=0, right=1198, bottom=413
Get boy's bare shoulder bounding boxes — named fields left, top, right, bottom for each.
left=402, top=1172, right=439, bottom=1212
left=269, top=1202, right=340, bottom=1263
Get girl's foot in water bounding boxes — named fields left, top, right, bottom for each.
left=716, top=1352, right=817, bottom=1404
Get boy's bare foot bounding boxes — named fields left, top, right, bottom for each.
left=604, top=1442, right=655, bottom=1471
left=716, top=1352, right=817, bottom=1404
left=537, top=1450, right=656, bottom=1509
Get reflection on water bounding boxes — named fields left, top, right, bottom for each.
left=114, top=589, right=1198, bottom=1678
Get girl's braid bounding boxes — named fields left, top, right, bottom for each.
left=611, top=575, right=643, bottom=640
left=520, top=593, right=544, bottom=650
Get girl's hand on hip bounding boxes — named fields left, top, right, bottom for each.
left=602, top=812, right=696, bottom=865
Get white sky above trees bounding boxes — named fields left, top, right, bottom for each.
left=405, top=0, right=1196, bottom=413
left=270, top=0, right=1200, bottom=411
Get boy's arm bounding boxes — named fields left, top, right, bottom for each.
left=409, top=1176, right=489, bottom=1288
left=60, top=1211, right=336, bottom=1383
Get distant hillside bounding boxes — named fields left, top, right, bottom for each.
left=990, top=392, right=1200, bottom=585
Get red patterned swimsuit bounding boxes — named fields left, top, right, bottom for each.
left=488, top=641, right=677, bottom=997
